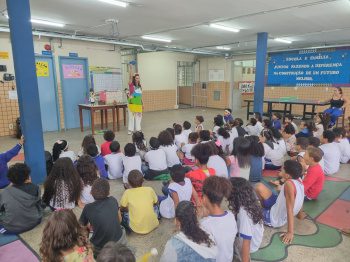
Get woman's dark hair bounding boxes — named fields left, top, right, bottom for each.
left=250, top=118, right=257, bottom=126
left=91, top=178, right=110, bottom=200
left=174, top=124, right=183, bottom=135
left=97, top=242, right=135, bottom=262
left=183, top=121, right=191, bottom=130
left=232, top=137, right=251, bottom=168
left=322, top=130, right=336, bottom=143
left=284, top=160, right=302, bottom=179
left=86, top=144, right=99, bottom=157
left=284, top=123, right=295, bottom=135
left=254, top=112, right=262, bottom=122
left=214, top=115, right=224, bottom=127
left=81, top=135, right=96, bottom=154
left=43, top=158, right=82, bottom=207
left=263, top=119, right=272, bottom=129
left=202, top=176, right=232, bottom=205
left=76, top=155, right=98, bottom=186
left=52, top=140, right=68, bottom=162
left=128, top=170, right=143, bottom=188
left=189, top=132, right=199, bottom=143
left=199, top=130, right=211, bottom=142
left=246, top=136, right=265, bottom=157
left=103, top=130, right=115, bottom=142
left=228, top=177, right=263, bottom=224
left=191, top=143, right=211, bottom=165
left=333, top=127, right=346, bottom=138
left=132, top=73, right=141, bottom=87
left=110, top=141, right=120, bottom=153
left=196, top=115, right=204, bottom=123
left=217, top=127, right=230, bottom=139
left=270, top=127, right=282, bottom=140
left=166, top=128, right=175, bottom=140
left=124, top=143, right=136, bottom=157
left=149, top=137, right=160, bottom=149
left=40, top=209, right=90, bottom=262
left=175, top=201, right=213, bottom=247
left=234, top=118, right=244, bottom=127
left=158, top=130, right=174, bottom=146
left=132, top=131, right=147, bottom=152
left=170, top=164, right=186, bottom=183
left=7, top=163, right=31, bottom=185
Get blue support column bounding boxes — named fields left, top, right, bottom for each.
left=6, top=0, right=46, bottom=184
left=253, top=32, right=268, bottom=114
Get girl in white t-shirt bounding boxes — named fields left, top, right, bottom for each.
left=104, top=141, right=124, bottom=179
left=229, top=137, right=251, bottom=180
left=76, top=155, right=98, bottom=207
left=182, top=121, right=192, bottom=139
left=160, top=165, right=199, bottom=218
left=217, top=127, right=232, bottom=155
left=245, top=118, right=261, bottom=137
left=159, top=130, right=181, bottom=168
left=333, top=127, right=350, bottom=164
left=132, top=131, right=148, bottom=161
left=122, top=143, right=142, bottom=187
left=229, top=177, right=264, bottom=260
left=174, top=124, right=187, bottom=150
left=260, top=129, right=285, bottom=170
left=313, top=113, right=330, bottom=139
left=207, top=141, right=230, bottom=177
left=213, top=115, right=224, bottom=137
left=144, top=137, right=169, bottom=180
left=52, top=140, right=77, bottom=163
left=195, top=115, right=204, bottom=132
left=181, top=132, right=199, bottom=166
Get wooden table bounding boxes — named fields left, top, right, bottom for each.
left=115, top=104, right=127, bottom=131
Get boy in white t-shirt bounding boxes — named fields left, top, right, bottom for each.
left=182, top=121, right=192, bottom=139
left=104, top=141, right=124, bottom=179
left=200, top=176, right=237, bottom=262
left=181, top=132, right=199, bottom=166
left=319, top=130, right=341, bottom=175
left=144, top=137, right=169, bottom=180
left=122, top=143, right=142, bottom=188
left=174, top=124, right=187, bottom=150
left=333, top=128, right=350, bottom=164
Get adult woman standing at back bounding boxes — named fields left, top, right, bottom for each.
left=127, top=63, right=143, bottom=135
left=323, top=87, right=348, bottom=127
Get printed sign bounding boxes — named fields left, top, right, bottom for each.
left=69, top=52, right=78, bottom=57
left=239, top=81, right=255, bottom=93
left=36, top=61, right=49, bottom=77
left=62, top=64, right=84, bottom=79
left=42, top=50, right=52, bottom=56
left=0, top=51, right=9, bottom=59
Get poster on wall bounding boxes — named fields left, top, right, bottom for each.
left=267, top=47, right=350, bottom=86
left=208, top=69, right=225, bottom=81
left=0, top=51, right=9, bottom=59
left=36, top=61, right=49, bottom=77
left=239, top=81, right=255, bottom=93
left=62, top=64, right=84, bottom=79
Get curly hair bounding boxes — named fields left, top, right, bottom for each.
left=81, top=135, right=96, bottom=154
left=7, top=163, right=31, bottom=185
left=40, top=209, right=90, bottom=262
left=202, top=176, right=232, bottom=205
left=228, top=177, right=263, bottom=224
left=158, top=130, right=174, bottom=146
left=214, top=115, right=224, bottom=127
left=42, top=158, right=82, bottom=208
left=76, top=155, right=98, bottom=186
left=132, top=131, right=147, bottom=152
left=91, top=178, right=110, bottom=200
left=103, top=130, right=115, bottom=142
left=97, top=242, right=135, bottom=262
left=176, top=201, right=213, bottom=247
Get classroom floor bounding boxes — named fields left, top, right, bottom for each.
left=1, top=107, right=350, bottom=262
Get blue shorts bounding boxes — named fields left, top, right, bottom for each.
left=263, top=193, right=278, bottom=209
left=263, top=208, right=272, bottom=226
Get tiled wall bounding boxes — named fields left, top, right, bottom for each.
left=178, top=86, right=192, bottom=105
left=0, top=81, right=19, bottom=137
left=193, top=82, right=230, bottom=109
left=142, top=90, right=177, bottom=112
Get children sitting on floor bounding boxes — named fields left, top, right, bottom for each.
left=144, top=137, right=169, bottom=180
left=120, top=170, right=159, bottom=234
left=87, top=144, right=108, bottom=179
left=282, top=123, right=297, bottom=157
left=40, top=209, right=94, bottom=262
left=234, top=118, right=248, bottom=137
left=52, top=139, right=77, bottom=163
left=229, top=137, right=251, bottom=180
left=213, top=115, right=224, bottom=136
left=76, top=155, right=98, bottom=207
left=80, top=178, right=126, bottom=257
left=253, top=112, right=264, bottom=134
left=132, top=131, right=148, bottom=161
left=0, top=136, right=23, bottom=189
left=159, top=165, right=199, bottom=218
left=308, top=137, right=325, bottom=172
left=313, top=113, right=330, bottom=139
left=174, top=124, right=187, bottom=149
left=229, top=177, right=264, bottom=261
left=255, top=160, right=304, bottom=244
left=294, top=137, right=310, bottom=163
left=224, top=108, right=234, bottom=124
left=186, top=143, right=216, bottom=199
left=284, top=114, right=298, bottom=133
left=217, top=127, right=232, bottom=155
left=42, top=157, right=82, bottom=210
left=199, top=130, right=211, bottom=143
left=100, top=130, right=115, bottom=156
left=182, top=121, right=192, bottom=139
left=207, top=141, right=229, bottom=177
left=272, top=112, right=282, bottom=130
left=320, top=130, right=341, bottom=175
left=295, top=121, right=315, bottom=138
left=200, top=176, right=237, bottom=262
left=161, top=201, right=217, bottom=262
left=246, top=136, right=265, bottom=182
left=0, top=163, right=42, bottom=234
left=245, top=118, right=260, bottom=136
left=158, top=130, right=181, bottom=168
left=78, top=134, right=100, bottom=157
left=122, top=143, right=142, bottom=187
left=181, top=132, right=199, bottom=166
left=104, top=141, right=124, bottom=179
left=195, top=115, right=204, bottom=132
left=260, top=129, right=285, bottom=170
left=333, top=127, right=350, bottom=164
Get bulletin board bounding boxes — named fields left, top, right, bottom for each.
left=208, top=69, right=225, bottom=82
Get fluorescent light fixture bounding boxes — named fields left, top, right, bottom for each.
left=98, top=0, right=128, bottom=7
left=216, top=46, right=231, bottom=50
left=209, top=23, right=240, bottom=33
left=142, top=36, right=172, bottom=43
left=31, top=19, right=65, bottom=27
left=274, top=38, right=292, bottom=44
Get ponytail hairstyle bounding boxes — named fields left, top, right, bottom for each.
left=217, top=127, right=230, bottom=139
left=261, top=129, right=277, bottom=149
left=202, top=176, right=232, bottom=205
left=246, top=135, right=265, bottom=157
left=132, top=131, right=147, bottom=152
left=52, top=140, right=68, bottom=162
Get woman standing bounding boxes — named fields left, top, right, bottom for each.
left=127, top=64, right=143, bottom=135
left=323, top=87, right=348, bottom=127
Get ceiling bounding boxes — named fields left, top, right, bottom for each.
left=0, top=0, right=350, bottom=55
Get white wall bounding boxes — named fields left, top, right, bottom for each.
left=199, top=57, right=232, bottom=82
left=137, top=51, right=195, bottom=91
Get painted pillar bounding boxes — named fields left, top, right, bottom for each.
left=6, top=0, right=46, bottom=184
left=253, top=32, right=268, bottom=114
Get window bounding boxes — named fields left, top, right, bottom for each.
left=177, top=61, right=194, bottom=86
left=214, top=91, right=221, bottom=101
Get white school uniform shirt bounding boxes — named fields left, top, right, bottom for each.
left=337, top=138, right=350, bottom=164
left=245, top=125, right=260, bottom=136
left=182, top=129, right=192, bottom=139
left=181, top=143, right=196, bottom=161
left=208, top=155, right=228, bottom=177
left=319, top=142, right=341, bottom=175
left=195, top=123, right=204, bottom=132
left=160, top=144, right=181, bottom=167
left=200, top=211, right=237, bottom=262
left=270, top=179, right=304, bottom=228
left=213, top=125, right=220, bottom=135
left=174, top=134, right=187, bottom=150
left=59, top=151, right=77, bottom=163
left=230, top=127, right=239, bottom=140
left=291, top=122, right=299, bottom=133
left=217, top=135, right=232, bottom=155
left=277, top=139, right=287, bottom=156
left=122, top=155, right=142, bottom=183
left=159, top=178, right=193, bottom=218
left=313, top=124, right=324, bottom=139
left=104, top=152, right=124, bottom=179
left=263, top=142, right=284, bottom=167
left=256, top=121, right=264, bottom=134
left=80, top=185, right=94, bottom=205
left=144, top=149, right=168, bottom=171
left=236, top=207, right=264, bottom=253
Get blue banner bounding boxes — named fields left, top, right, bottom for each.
left=267, top=47, right=350, bottom=86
